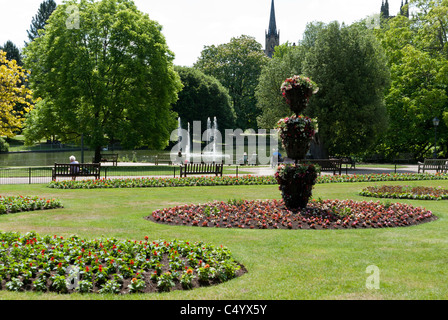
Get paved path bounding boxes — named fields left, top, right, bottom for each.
left=241, top=164, right=421, bottom=177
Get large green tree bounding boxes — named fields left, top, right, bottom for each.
left=24, top=0, right=182, bottom=162
left=194, top=35, right=268, bottom=131
left=173, top=66, right=235, bottom=134
left=373, top=0, right=448, bottom=159
left=303, top=22, right=390, bottom=157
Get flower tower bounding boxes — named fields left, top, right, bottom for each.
left=275, top=75, right=319, bottom=210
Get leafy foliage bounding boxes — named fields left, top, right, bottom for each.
left=172, top=66, right=235, bottom=133
left=0, top=231, right=243, bottom=294
left=0, top=51, right=34, bottom=137
left=304, top=22, right=390, bottom=156
left=372, top=1, right=448, bottom=159
left=195, top=35, right=269, bottom=130
left=23, top=0, right=182, bottom=161
left=26, top=0, right=57, bottom=43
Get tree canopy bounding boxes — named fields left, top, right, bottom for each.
left=256, top=22, right=390, bottom=157
left=23, top=0, right=182, bottom=161
left=372, top=0, right=448, bottom=159
left=0, top=51, right=33, bottom=137
left=194, top=35, right=268, bottom=131
left=172, top=66, right=235, bottom=134
left=0, top=41, right=22, bottom=66
left=304, top=22, right=390, bottom=156
left=27, top=0, right=57, bottom=43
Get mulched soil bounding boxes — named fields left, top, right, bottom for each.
left=0, top=262, right=248, bottom=295
left=146, top=199, right=438, bottom=230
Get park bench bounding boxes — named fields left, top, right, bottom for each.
left=341, top=157, right=356, bottom=170
left=96, top=153, right=118, bottom=166
left=155, top=154, right=174, bottom=165
left=179, top=163, right=223, bottom=178
left=417, top=159, right=448, bottom=173
left=52, top=163, right=101, bottom=181
left=393, top=153, right=416, bottom=173
left=331, top=156, right=356, bottom=174
left=300, top=159, right=343, bottom=175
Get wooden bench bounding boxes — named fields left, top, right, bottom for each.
left=341, top=157, right=356, bottom=170
left=155, top=154, right=174, bottom=165
left=52, top=163, right=101, bottom=180
left=417, top=159, right=448, bottom=173
left=179, top=163, right=223, bottom=178
left=393, top=153, right=416, bottom=173
left=300, top=159, right=343, bottom=175
left=97, top=153, right=118, bottom=166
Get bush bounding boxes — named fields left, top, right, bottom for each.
left=0, top=138, right=9, bottom=152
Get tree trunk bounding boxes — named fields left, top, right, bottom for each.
left=93, top=145, right=102, bottom=163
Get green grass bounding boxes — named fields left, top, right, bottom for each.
left=0, top=180, right=447, bottom=300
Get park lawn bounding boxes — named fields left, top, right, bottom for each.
left=0, top=179, right=447, bottom=300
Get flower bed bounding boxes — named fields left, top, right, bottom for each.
left=47, top=173, right=448, bottom=189
left=0, top=196, right=63, bottom=214
left=360, top=185, right=448, bottom=200
left=147, top=199, right=437, bottom=230
left=0, top=231, right=245, bottom=294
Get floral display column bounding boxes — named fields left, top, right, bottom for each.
left=274, top=75, right=320, bottom=210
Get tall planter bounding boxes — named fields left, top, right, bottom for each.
left=283, top=86, right=312, bottom=115
left=277, top=115, right=317, bottom=161
left=275, top=163, right=318, bottom=210
left=276, top=75, right=319, bottom=210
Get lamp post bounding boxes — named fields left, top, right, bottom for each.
left=433, top=117, right=440, bottom=159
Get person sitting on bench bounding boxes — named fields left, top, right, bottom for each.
left=69, top=155, right=80, bottom=180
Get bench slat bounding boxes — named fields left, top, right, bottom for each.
left=418, top=159, right=448, bottom=173
left=52, top=163, right=101, bottom=180
left=179, top=163, right=223, bottom=177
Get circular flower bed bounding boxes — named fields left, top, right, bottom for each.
left=360, top=185, right=448, bottom=200
left=0, top=231, right=245, bottom=294
left=147, top=199, right=437, bottom=230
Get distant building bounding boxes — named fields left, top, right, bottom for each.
left=265, top=0, right=279, bottom=58
left=381, top=0, right=409, bottom=19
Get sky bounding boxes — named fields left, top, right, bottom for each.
left=0, top=0, right=406, bottom=67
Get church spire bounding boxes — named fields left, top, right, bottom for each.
left=265, top=0, right=280, bottom=58
left=268, top=0, right=277, bottom=36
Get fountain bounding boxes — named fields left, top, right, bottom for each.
left=203, top=117, right=221, bottom=163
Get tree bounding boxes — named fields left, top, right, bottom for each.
left=23, top=0, right=182, bottom=162
left=194, top=35, right=269, bottom=131
left=172, top=66, right=235, bottom=134
left=0, top=41, right=22, bottom=66
left=303, top=22, right=390, bottom=156
left=372, top=1, right=448, bottom=159
left=0, top=51, right=33, bottom=137
left=27, top=0, right=57, bottom=43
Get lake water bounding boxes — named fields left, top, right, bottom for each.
left=0, top=150, right=160, bottom=167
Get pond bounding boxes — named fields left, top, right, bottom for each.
left=0, top=150, right=160, bottom=167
